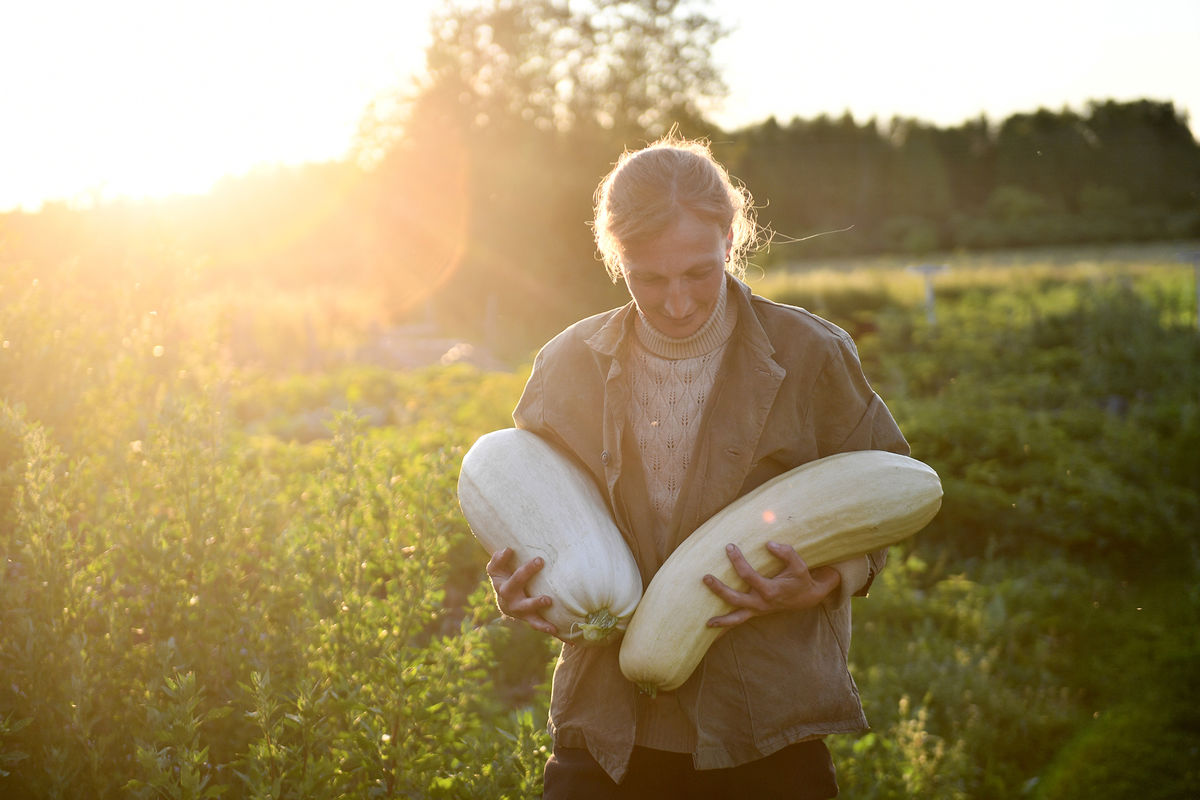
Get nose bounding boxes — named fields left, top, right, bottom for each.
left=663, top=281, right=694, bottom=319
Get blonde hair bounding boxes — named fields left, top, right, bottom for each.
left=592, top=133, right=761, bottom=282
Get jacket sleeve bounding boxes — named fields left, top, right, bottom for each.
left=824, top=556, right=872, bottom=609
left=814, top=334, right=909, bottom=459
left=512, top=352, right=545, bottom=432
left=813, top=334, right=909, bottom=599
left=512, top=348, right=577, bottom=458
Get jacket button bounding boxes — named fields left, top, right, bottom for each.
left=601, top=450, right=610, bottom=464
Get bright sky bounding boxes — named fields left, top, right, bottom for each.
left=1, top=0, right=1197, bottom=212
left=710, top=0, right=1200, bottom=133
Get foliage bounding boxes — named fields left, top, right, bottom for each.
left=730, top=100, right=1200, bottom=262
left=2, top=244, right=1198, bottom=797
left=413, top=0, right=728, bottom=138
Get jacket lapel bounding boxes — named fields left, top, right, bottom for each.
left=584, top=303, right=663, bottom=575
left=667, top=278, right=785, bottom=555
left=584, top=301, right=635, bottom=501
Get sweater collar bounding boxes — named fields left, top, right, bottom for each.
left=633, top=277, right=736, bottom=359
left=585, top=273, right=771, bottom=360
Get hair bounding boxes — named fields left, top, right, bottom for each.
left=592, top=132, right=762, bottom=282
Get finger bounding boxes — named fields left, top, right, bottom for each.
left=493, top=575, right=555, bottom=624
left=508, top=592, right=555, bottom=619
left=506, top=591, right=552, bottom=613
left=707, top=605, right=757, bottom=628
left=495, top=560, right=543, bottom=609
left=702, top=573, right=766, bottom=610
left=766, top=541, right=810, bottom=574
left=492, top=555, right=543, bottom=599
left=762, top=543, right=828, bottom=593
left=485, top=552, right=558, bottom=637
left=485, top=547, right=514, bottom=577
left=809, top=565, right=842, bottom=594
left=506, top=555, right=546, bottom=591
left=724, top=543, right=774, bottom=593
left=533, top=620, right=560, bottom=636
left=512, top=611, right=558, bottom=637
left=507, top=594, right=558, bottom=636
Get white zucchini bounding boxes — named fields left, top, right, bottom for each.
left=458, top=428, right=643, bottom=645
left=619, top=449, right=942, bottom=692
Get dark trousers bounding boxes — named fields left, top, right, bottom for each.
left=542, top=740, right=838, bottom=800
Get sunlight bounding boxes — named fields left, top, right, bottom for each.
left=1, top=0, right=436, bottom=210
left=3, top=0, right=1196, bottom=210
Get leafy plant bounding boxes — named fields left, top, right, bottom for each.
left=1, top=245, right=1197, bottom=798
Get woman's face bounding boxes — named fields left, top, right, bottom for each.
left=620, top=212, right=730, bottom=338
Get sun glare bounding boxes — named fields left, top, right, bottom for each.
left=1, top=1, right=435, bottom=211
left=3, top=0, right=1195, bottom=211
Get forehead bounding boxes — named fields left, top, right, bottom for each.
left=620, top=213, right=726, bottom=275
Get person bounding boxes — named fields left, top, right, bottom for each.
left=484, top=134, right=909, bottom=799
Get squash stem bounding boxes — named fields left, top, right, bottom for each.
left=575, top=609, right=621, bottom=643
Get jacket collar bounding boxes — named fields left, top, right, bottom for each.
left=724, top=273, right=778, bottom=361
left=584, top=297, right=635, bottom=358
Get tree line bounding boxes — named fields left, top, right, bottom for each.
left=728, top=100, right=1200, bottom=259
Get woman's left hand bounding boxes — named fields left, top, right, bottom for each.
left=703, top=541, right=841, bottom=628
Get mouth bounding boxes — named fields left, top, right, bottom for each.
left=657, top=312, right=699, bottom=335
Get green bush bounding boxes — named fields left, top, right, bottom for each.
left=1033, top=631, right=1200, bottom=800
left=2, top=246, right=1197, bottom=797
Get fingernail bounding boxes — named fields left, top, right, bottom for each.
left=726, top=544, right=735, bottom=552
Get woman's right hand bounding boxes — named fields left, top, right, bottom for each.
left=485, top=547, right=559, bottom=637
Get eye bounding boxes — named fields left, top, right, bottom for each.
left=631, top=273, right=664, bottom=286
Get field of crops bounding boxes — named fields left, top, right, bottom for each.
left=2, top=241, right=1198, bottom=798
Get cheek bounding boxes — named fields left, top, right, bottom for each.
left=623, top=281, right=658, bottom=311
left=698, top=274, right=724, bottom=305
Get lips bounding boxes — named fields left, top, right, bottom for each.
left=654, top=310, right=703, bottom=337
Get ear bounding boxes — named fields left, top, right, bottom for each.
left=725, top=227, right=734, bottom=262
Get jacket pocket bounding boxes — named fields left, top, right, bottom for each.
left=721, top=611, right=865, bottom=745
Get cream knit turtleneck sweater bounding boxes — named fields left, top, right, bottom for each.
left=629, top=278, right=738, bottom=559
left=627, top=278, right=738, bottom=751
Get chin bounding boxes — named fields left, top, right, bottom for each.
left=656, top=317, right=701, bottom=337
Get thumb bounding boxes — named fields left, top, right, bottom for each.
left=810, top=565, right=842, bottom=590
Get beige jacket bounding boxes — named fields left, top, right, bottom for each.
left=513, top=275, right=909, bottom=782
